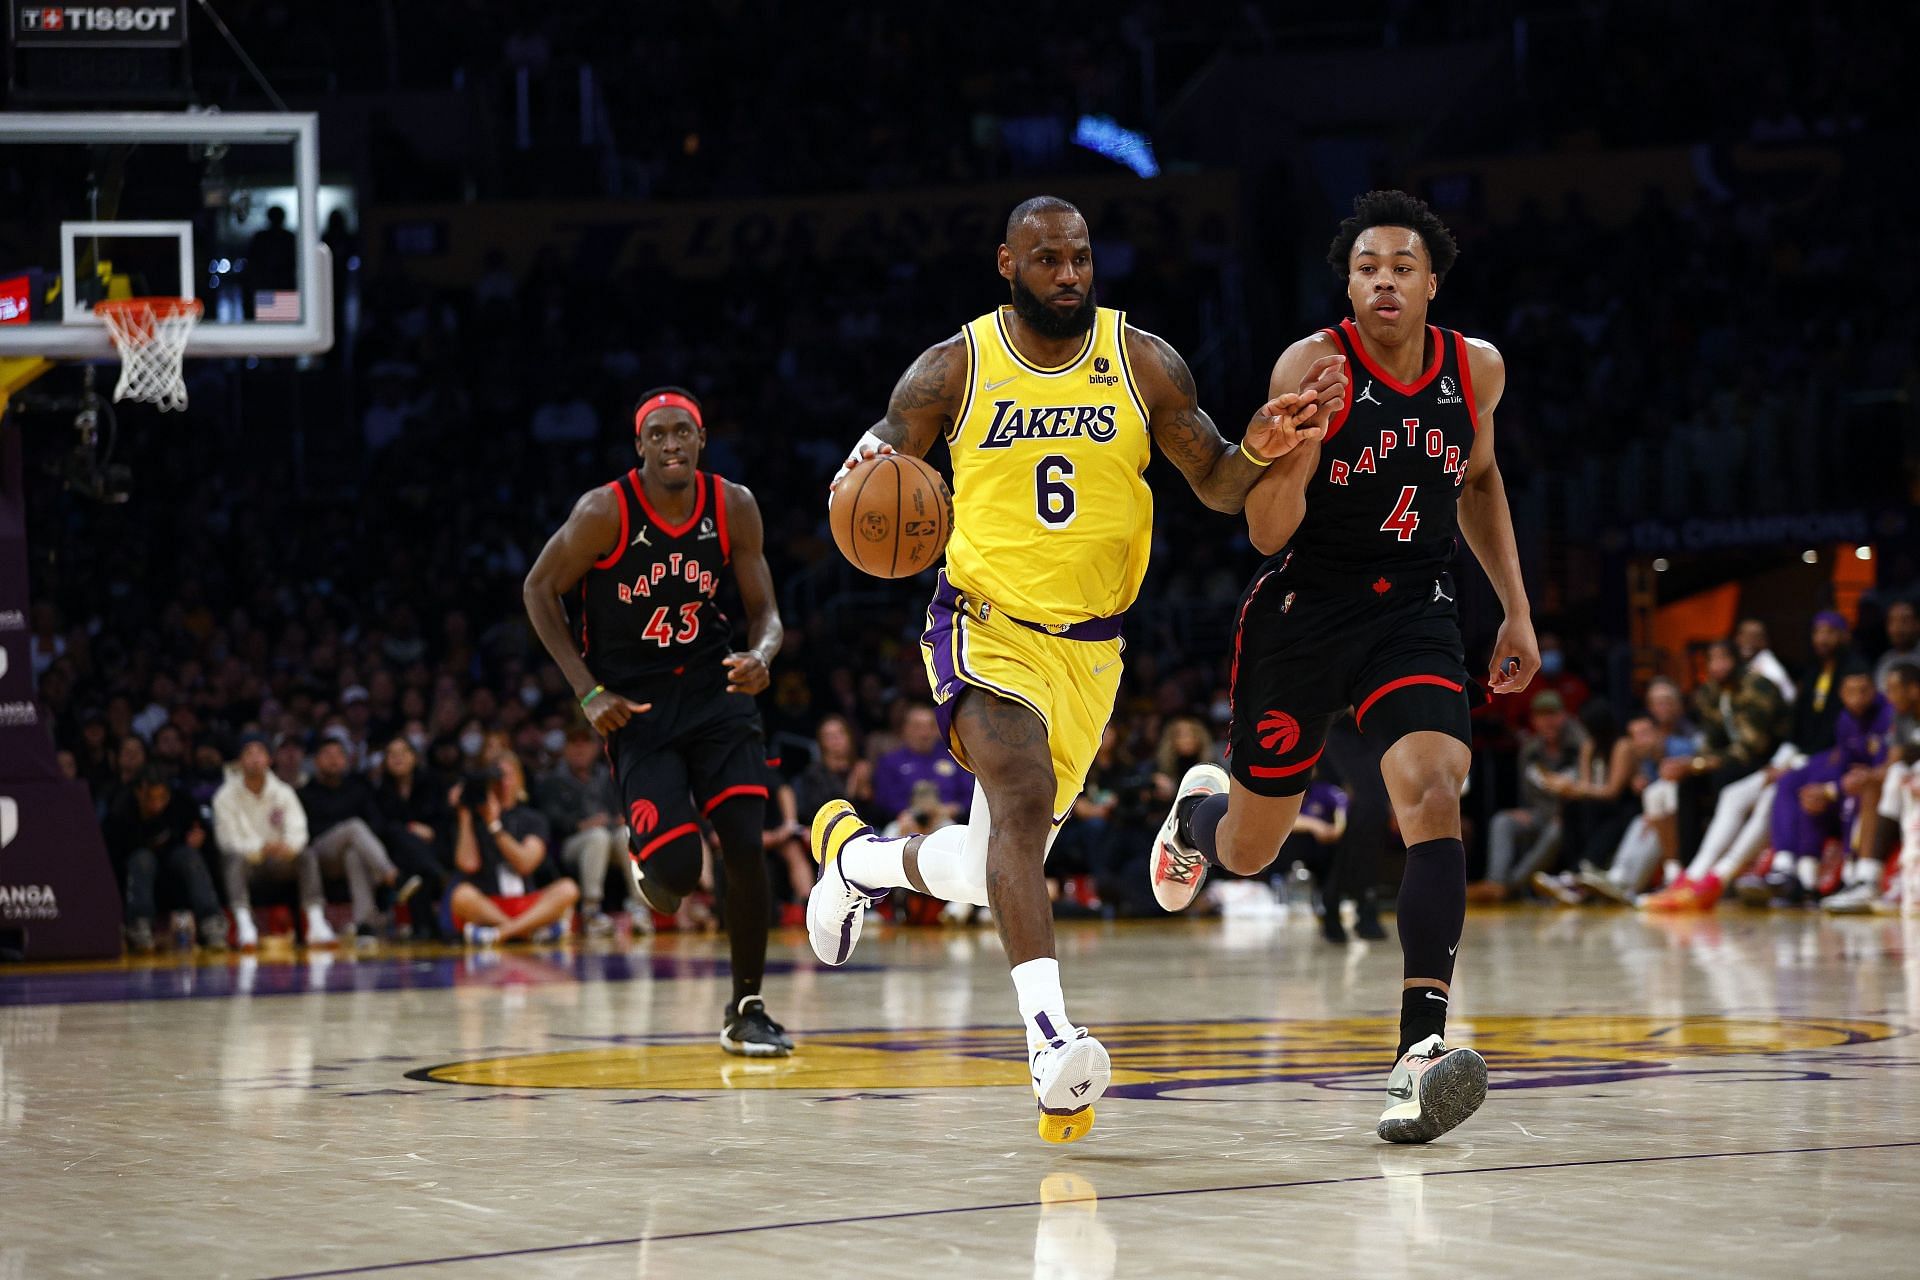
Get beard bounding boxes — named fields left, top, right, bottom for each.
left=1009, top=276, right=1097, bottom=340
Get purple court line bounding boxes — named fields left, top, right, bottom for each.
left=258, top=1138, right=1920, bottom=1279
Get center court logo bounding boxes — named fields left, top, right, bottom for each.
left=407, top=1014, right=1906, bottom=1096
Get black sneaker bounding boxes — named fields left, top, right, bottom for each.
left=721, top=996, right=795, bottom=1057
left=1316, top=889, right=1348, bottom=944
left=198, top=915, right=231, bottom=952
left=627, top=847, right=684, bottom=915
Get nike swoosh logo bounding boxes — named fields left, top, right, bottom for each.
left=984, top=375, right=1018, bottom=392
left=1447, top=944, right=1458, bottom=956
left=1092, top=660, right=1119, bottom=675
left=1425, top=991, right=1449, bottom=1003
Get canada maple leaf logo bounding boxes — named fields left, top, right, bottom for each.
left=1257, top=709, right=1300, bottom=755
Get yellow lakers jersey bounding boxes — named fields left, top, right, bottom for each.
left=944, top=306, right=1152, bottom=623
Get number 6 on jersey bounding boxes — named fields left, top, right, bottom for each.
left=1035, top=454, right=1076, bottom=527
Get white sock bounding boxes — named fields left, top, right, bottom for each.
left=1011, top=956, right=1074, bottom=1053
left=1851, top=858, right=1883, bottom=889
left=1796, top=855, right=1821, bottom=889
left=838, top=832, right=907, bottom=894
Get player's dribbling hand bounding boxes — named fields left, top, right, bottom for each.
left=723, top=651, right=771, bottom=696
left=829, top=435, right=897, bottom=493
left=1242, top=390, right=1323, bottom=461
left=586, top=691, right=650, bottom=735
left=1488, top=615, right=1540, bottom=695
left=1295, top=353, right=1348, bottom=424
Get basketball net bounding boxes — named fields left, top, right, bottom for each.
left=94, top=297, right=203, bottom=412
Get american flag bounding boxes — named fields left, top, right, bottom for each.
left=254, top=291, right=302, bottom=321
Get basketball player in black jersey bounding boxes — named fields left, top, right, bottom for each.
left=523, top=387, right=793, bottom=1056
left=1152, top=191, right=1540, bottom=1142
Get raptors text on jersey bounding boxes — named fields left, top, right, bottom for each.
left=577, top=469, right=734, bottom=690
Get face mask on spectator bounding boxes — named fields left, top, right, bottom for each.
left=543, top=729, right=566, bottom=754
left=1210, top=697, right=1232, bottom=724
left=519, top=685, right=541, bottom=708
left=1540, top=650, right=1564, bottom=676
left=407, top=730, right=428, bottom=752
left=459, top=730, right=484, bottom=757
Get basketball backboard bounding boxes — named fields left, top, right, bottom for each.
left=0, top=110, right=333, bottom=359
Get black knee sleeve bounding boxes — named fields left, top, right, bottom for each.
left=705, top=796, right=770, bottom=1004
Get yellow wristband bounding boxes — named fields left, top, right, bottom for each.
left=1239, top=439, right=1274, bottom=468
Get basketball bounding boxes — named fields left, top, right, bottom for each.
left=830, top=453, right=953, bottom=578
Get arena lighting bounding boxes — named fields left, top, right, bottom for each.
left=1073, top=114, right=1160, bottom=178
left=1856, top=545, right=1874, bottom=561
left=1802, top=549, right=1819, bottom=564
left=1651, top=558, right=1670, bottom=572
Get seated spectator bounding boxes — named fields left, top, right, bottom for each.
left=1789, top=611, right=1859, bottom=757
left=1736, top=618, right=1797, bottom=702
left=447, top=751, right=577, bottom=944
left=1574, top=715, right=1675, bottom=903
left=1754, top=668, right=1886, bottom=905
left=213, top=733, right=330, bottom=948
left=1469, top=691, right=1586, bottom=901
left=762, top=773, right=814, bottom=906
left=104, top=766, right=228, bottom=952
left=535, top=727, right=624, bottom=935
left=1150, top=716, right=1223, bottom=805
left=372, top=735, right=454, bottom=940
left=1534, top=702, right=1638, bottom=903
left=1644, top=639, right=1789, bottom=909
left=301, top=736, right=414, bottom=943
left=1843, top=663, right=1920, bottom=913
left=1875, top=601, right=1918, bottom=692
left=792, top=715, right=874, bottom=825
left=873, top=704, right=971, bottom=820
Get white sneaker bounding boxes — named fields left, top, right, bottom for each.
left=1031, top=1027, right=1111, bottom=1144
left=807, top=799, right=879, bottom=965
left=1822, top=881, right=1880, bottom=914
left=233, top=909, right=259, bottom=950
left=1377, top=1033, right=1488, bottom=1144
left=1150, top=763, right=1228, bottom=912
left=463, top=922, right=501, bottom=947
left=302, top=907, right=337, bottom=948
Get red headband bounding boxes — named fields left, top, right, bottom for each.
left=635, top=392, right=703, bottom=435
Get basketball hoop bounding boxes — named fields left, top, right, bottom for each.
left=93, top=297, right=203, bottom=412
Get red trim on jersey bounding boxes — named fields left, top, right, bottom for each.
left=712, top=472, right=732, bottom=561
left=1248, top=745, right=1325, bottom=779
left=1339, top=318, right=1444, bottom=398
left=702, top=784, right=768, bottom=815
left=592, top=477, right=632, bottom=570
left=633, top=468, right=708, bottom=539
left=635, top=821, right=699, bottom=861
left=1453, top=330, right=1480, bottom=431
left=1355, top=674, right=1464, bottom=729
left=1319, top=326, right=1355, bottom=442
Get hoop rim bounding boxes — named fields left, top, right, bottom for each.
left=93, top=296, right=205, bottom=319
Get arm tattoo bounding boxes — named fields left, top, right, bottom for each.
left=879, top=340, right=963, bottom=449
left=1142, top=332, right=1237, bottom=501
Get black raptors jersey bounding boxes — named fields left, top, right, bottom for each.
left=578, top=469, right=734, bottom=690
left=1287, top=318, right=1479, bottom=585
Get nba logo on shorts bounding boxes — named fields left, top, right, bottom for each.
left=1257, top=710, right=1299, bottom=756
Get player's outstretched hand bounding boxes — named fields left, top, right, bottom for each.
left=1295, top=353, right=1348, bottom=424
left=724, top=651, right=771, bottom=696
left=585, top=690, right=650, bottom=735
left=1242, top=390, right=1323, bottom=462
left=1488, top=615, right=1541, bottom=695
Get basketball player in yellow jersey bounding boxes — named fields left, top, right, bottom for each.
left=807, top=196, right=1347, bottom=1143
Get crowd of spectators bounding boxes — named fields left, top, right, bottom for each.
left=13, top=4, right=1917, bottom=952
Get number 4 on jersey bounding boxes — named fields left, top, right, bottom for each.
left=641, top=602, right=703, bottom=647
left=1381, top=485, right=1420, bottom=542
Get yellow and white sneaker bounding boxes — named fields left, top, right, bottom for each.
left=1031, top=1026, right=1110, bottom=1144
left=807, top=799, right=879, bottom=966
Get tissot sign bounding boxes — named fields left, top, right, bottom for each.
left=11, top=2, right=185, bottom=45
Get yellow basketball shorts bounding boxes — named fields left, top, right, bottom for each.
left=920, top=571, right=1123, bottom=822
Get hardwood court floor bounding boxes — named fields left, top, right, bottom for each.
left=2, top=909, right=1916, bottom=1278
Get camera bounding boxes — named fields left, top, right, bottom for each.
left=457, top=764, right=502, bottom=810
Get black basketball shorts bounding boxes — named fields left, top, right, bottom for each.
left=1227, top=564, right=1473, bottom=798
left=604, top=677, right=769, bottom=862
